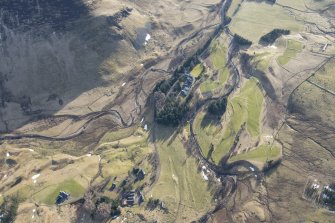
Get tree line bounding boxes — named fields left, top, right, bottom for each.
left=208, top=97, right=227, bottom=116
left=259, top=29, right=290, bottom=45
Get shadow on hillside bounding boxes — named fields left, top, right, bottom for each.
left=0, top=0, right=149, bottom=133
left=200, top=112, right=221, bottom=129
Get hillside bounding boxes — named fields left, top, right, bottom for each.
left=0, top=0, right=335, bottom=223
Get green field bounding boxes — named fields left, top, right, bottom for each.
left=151, top=125, right=213, bottom=222
left=101, top=145, right=152, bottom=177
left=191, top=64, right=204, bottom=78
left=33, top=179, right=85, bottom=205
left=98, top=125, right=152, bottom=180
left=193, top=112, right=221, bottom=158
left=200, top=68, right=230, bottom=93
left=194, top=78, right=264, bottom=164
left=229, top=144, right=281, bottom=163
left=251, top=52, right=271, bottom=72
left=229, top=2, right=303, bottom=43
left=277, top=39, right=303, bottom=65
left=99, top=126, right=137, bottom=144
left=200, top=42, right=229, bottom=94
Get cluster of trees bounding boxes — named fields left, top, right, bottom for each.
left=208, top=97, right=227, bottom=116
left=234, top=34, right=252, bottom=47
left=156, top=98, right=188, bottom=126
left=83, top=190, right=120, bottom=220
left=259, top=29, right=290, bottom=45
left=146, top=198, right=160, bottom=210
left=0, top=196, right=20, bottom=223
left=155, top=79, right=175, bottom=94
left=321, top=184, right=335, bottom=211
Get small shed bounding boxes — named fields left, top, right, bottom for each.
left=109, top=183, right=116, bottom=191
left=133, top=168, right=146, bottom=181
left=55, top=191, right=69, bottom=205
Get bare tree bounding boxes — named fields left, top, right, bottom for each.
left=95, top=202, right=112, bottom=220
left=83, top=191, right=96, bottom=214
left=153, top=91, right=166, bottom=113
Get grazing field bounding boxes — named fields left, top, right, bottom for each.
left=193, top=112, right=221, bottom=158
left=96, top=126, right=153, bottom=187
left=213, top=78, right=264, bottom=162
left=277, top=0, right=307, bottom=11
left=98, top=132, right=148, bottom=149
left=251, top=52, right=272, bottom=72
left=290, top=81, right=335, bottom=128
left=277, top=39, right=303, bottom=65
left=151, top=125, right=213, bottom=222
left=194, top=78, right=264, bottom=164
left=100, top=145, right=152, bottom=178
left=229, top=145, right=281, bottom=163
left=229, top=2, right=303, bottom=43
left=191, top=64, right=204, bottom=78
left=34, top=179, right=85, bottom=205
left=20, top=155, right=101, bottom=205
left=200, top=68, right=230, bottom=94
left=200, top=43, right=229, bottom=93
left=309, top=60, right=335, bottom=92
left=227, top=0, right=243, bottom=17
left=99, top=126, right=138, bottom=144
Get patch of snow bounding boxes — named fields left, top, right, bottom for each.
left=172, top=174, right=178, bottom=182
left=140, top=118, right=144, bottom=123
left=145, top=34, right=151, bottom=41
left=140, top=63, right=144, bottom=67
left=202, top=165, right=206, bottom=170
left=144, top=124, right=148, bottom=131
left=29, top=149, right=34, bottom=152
left=86, top=153, right=92, bottom=157
left=32, top=174, right=40, bottom=180
left=144, top=34, right=151, bottom=45
left=249, top=167, right=255, bottom=172
left=264, top=135, right=273, bottom=139
left=201, top=171, right=208, bottom=181
left=312, top=183, right=320, bottom=189
left=325, top=185, right=334, bottom=192
left=32, top=209, right=36, bottom=213
left=4, top=174, right=7, bottom=178
left=6, top=152, right=10, bottom=157
left=122, top=82, right=126, bottom=87
left=322, top=194, right=329, bottom=199
left=296, top=33, right=304, bottom=40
